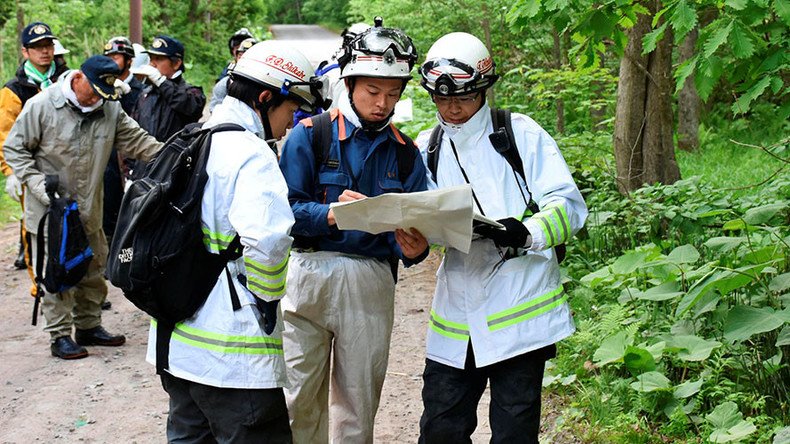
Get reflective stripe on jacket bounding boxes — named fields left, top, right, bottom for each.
left=146, top=96, right=294, bottom=388
left=415, top=104, right=588, bottom=369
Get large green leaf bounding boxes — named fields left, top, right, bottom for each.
left=633, top=281, right=684, bottom=301
left=729, top=22, right=755, bottom=59
left=630, top=371, right=671, bottom=392
left=733, top=76, right=773, bottom=115
left=743, top=203, right=787, bottom=225
left=723, top=305, right=787, bottom=342
left=725, top=0, right=748, bottom=10
left=707, top=401, right=757, bottom=443
left=703, top=19, right=733, bottom=58
left=676, top=269, right=719, bottom=316
left=593, top=330, right=633, bottom=366
left=668, top=334, right=722, bottom=361
left=777, top=326, right=790, bottom=347
left=696, top=55, right=723, bottom=100
left=769, top=272, right=790, bottom=293
left=670, top=0, right=696, bottom=40
left=776, top=0, right=790, bottom=27
left=668, top=244, right=700, bottom=264
left=623, top=346, right=656, bottom=375
left=674, top=377, right=704, bottom=399
left=674, top=54, right=698, bottom=93
left=611, top=250, right=651, bottom=275
left=704, top=236, right=745, bottom=253
left=773, top=426, right=790, bottom=444
left=642, top=21, right=668, bottom=54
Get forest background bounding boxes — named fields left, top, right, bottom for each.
left=0, top=0, right=788, bottom=442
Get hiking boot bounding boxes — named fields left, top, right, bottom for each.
left=75, top=326, right=126, bottom=347
left=51, top=336, right=89, bottom=360
left=101, top=300, right=112, bottom=310
left=13, top=241, right=26, bottom=270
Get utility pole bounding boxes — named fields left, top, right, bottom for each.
left=130, top=0, right=142, bottom=43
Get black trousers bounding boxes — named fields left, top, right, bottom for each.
left=160, top=372, right=292, bottom=444
left=419, top=343, right=555, bottom=444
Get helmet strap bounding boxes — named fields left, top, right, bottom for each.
left=346, top=77, right=401, bottom=133
left=254, top=96, right=274, bottom=145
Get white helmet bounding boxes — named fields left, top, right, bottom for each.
left=338, top=17, right=417, bottom=79
left=232, top=40, right=329, bottom=112
left=131, top=43, right=149, bottom=70
left=53, top=39, right=69, bottom=56
left=420, top=32, right=498, bottom=96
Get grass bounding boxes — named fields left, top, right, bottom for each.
left=0, top=175, right=22, bottom=226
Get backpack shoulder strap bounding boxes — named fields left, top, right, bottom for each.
left=310, top=110, right=334, bottom=170
left=393, top=129, right=417, bottom=184
left=426, top=125, right=444, bottom=181
left=491, top=108, right=525, bottom=181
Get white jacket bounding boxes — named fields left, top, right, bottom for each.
left=415, top=104, right=588, bottom=369
left=147, top=96, right=294, bottom=388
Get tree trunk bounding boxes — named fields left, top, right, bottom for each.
left=551, top=26, right=565, bottom=134
left=613, top=1, right=680, bottom=194
left=482, top=15, right=496, bottom=108
left=677, top=27, right=700, bottom=151
left=590, top=51, right=608, bottom=129
left=15, top=0, right=23, bottom=64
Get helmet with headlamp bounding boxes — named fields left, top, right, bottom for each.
left=420, top=32, right=498, bottom=96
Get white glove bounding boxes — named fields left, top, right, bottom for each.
left=29, top=178, right=50, bottom=206
left=114, top=78, right=132, bottom=95
left=4, top=175, right=22, bottom=202
left=131, top=64, right=166, bottom=87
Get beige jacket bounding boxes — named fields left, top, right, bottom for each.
left=4, top=77, right=162, bottom=235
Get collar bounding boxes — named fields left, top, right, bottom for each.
left=170, top=70, right=183, bottom=80
left=205, top=96, right=264, bottom=137
left=437, top=102, right=491, bottom=140
left=336, top=93, right=406, bottom=145
left=60, top=70, right=104, bottom=113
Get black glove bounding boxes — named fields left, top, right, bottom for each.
left=257, top=300, right=280, bottom=335
left=474, top=217, right=530, bottom=249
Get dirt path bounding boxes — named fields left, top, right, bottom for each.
left=0, top=220, right=501, bottom=443
left=0, top=217, right=579, bottom=442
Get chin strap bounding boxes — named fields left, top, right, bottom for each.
left=346, top=77, right=397, bottom=134
left=254, top=98, right=274, bottom=146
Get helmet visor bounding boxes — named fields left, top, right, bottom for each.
left=421, top=58, right=479, bottom=93
left=354, top=28, right=415, bottom=61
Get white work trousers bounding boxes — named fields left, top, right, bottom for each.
left=282, top=250, right=396, bottom=444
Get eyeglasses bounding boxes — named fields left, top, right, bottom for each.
left=433, top=93, right=480, bottom=106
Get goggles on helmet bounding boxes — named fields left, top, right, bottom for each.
left=350, top=28, right=417, bottom=65
left=421, top=58, right=498, bottom=96
left=280, top=76, right=331, bottom=112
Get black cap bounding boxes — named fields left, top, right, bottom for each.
left=145, top=35, right=184, bottom=59
left=22, top=22, right=56, bottom=47
left=81, top=55, right=122, bottom=101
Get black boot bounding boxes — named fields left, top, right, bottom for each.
left=51, top=336, right=89, bottom=360
left=13, top=238, right=26, bottom=270
left=101, top=300, right=112, bottom=310
left=75, top=326, right=126, bottom=346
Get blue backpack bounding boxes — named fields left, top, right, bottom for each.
left=32, top=175, right=93, bottom=325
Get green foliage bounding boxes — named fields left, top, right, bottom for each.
left=0, top=0, right=269, bottom=91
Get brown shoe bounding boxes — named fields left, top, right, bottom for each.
left=51, top=336, right=89, bottom=359
left=75, top=326, right=126, bottom=346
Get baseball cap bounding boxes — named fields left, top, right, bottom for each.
left=145, top=35, right=184, bottom=59
left=81, top=55, right=122, bottom=101
left=22, top=22, right=56, bottom=47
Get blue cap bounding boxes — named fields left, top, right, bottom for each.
left=80, top=55, right=122, bottom=101
left=145, top=35, right=184, bottom=59
left=21, top=22, right=56, bottom=47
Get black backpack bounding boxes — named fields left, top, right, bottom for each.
left=32, top=175, right=93, bottom=325
left=107, top=122, right=244, bottom=372
left=426, top=108, right=566, bottom=263
left=296, top=110, right=418, bottom=281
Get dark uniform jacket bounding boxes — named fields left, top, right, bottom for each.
left=132, top=74, right=205, bottom=142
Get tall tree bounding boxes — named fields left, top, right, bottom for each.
left=677, top=26, right=699, bottom=151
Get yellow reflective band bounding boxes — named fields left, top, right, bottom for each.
left=202, top=228, right=235, bottom=252
left=546, top=204, right=570, bottom=244
left=536, top=214, right=556, bottom=246
left=429, top=309, right=469, bottom=341
left=246, top=274, right=286, bottom=298
left=245, top=253, right=289, bottom=274
left=151, top=319, right=283, bottom=355
left=486, top=286, right=567, bottom=331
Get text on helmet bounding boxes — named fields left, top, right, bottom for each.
left=264, top=55, right=306, bottom=81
